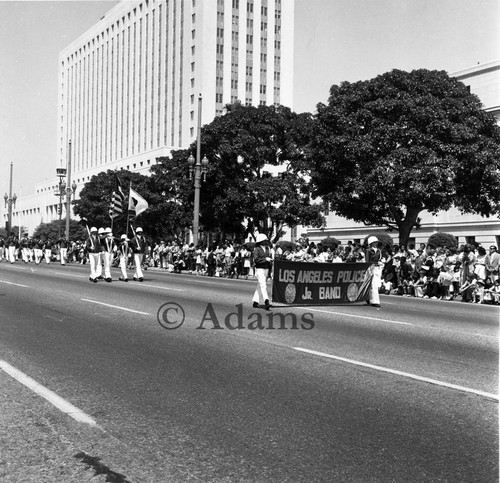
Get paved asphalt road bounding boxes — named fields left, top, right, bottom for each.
left=0, top=261, right=498, bottom=482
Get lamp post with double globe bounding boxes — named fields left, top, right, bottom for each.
left=4, top=162, right=17, bottom=236
left=188, top=154, right=209, bottom=247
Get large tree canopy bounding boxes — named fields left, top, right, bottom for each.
left=72, top=170, right=159, bottom=237
left=155, top=103, right=324, bottom=242
left=32, top=219, right=87, bottom=242
left=306, top=68, right=500, bottom=245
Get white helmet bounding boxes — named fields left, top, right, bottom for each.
left=255, top=233, right=268, bottom=244
left=367, top=236, right=379, bottom=246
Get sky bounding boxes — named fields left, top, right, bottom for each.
left=0, top=0, right=498, bottom=200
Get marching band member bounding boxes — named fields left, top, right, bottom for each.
left=252, top=233, right=273, bottom=310
left=118, top=234, right=131, bottom=282
left=85, top=227, right=101, bottom=283
left=366, top=236, right=384, bottom=308
left=130, top=227, right=148, bottom=282
left=102, top=227, right=115, bottom=282
left=58, top=236, right=69, bottom=265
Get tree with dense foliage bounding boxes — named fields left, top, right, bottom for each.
left=427, top=232, right=458, bottom=250
left=72, top=170, right=161, bottom=237
left=32, top=219, right=87, bottom=242
left=321, top=236, right=341, bottom=249
left=154, top=104, right=324, bottom=243
left=307, top=68, right=500, bottom=246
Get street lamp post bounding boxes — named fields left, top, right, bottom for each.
left=3, top=162, right=17, bottom=235
left=56, top=167, right=67, bottom=240
left=188, top=154, right=209, bottom=247
left=187, top=95, right=209, bottom=247
left=64, top=141, right=77, bottom=240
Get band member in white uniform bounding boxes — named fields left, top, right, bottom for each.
left=252, top=233, right=273, bottom=310
left=118, top=234, right=131, bottom=282
left=85, top=227, right=101, bottom=283
left=102, top=227, right=115, bottom=282
left=130, top=227, right=148, bottom=282
left=366, top=236, right=384, bottom=308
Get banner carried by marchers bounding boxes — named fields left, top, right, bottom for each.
left=272, top=260, right=372, bottom=305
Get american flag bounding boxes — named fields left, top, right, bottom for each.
left=109, top=173, right=125, bottom=219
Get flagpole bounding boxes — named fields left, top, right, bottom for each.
left=110, top=171, right=114, bottom=234
left=126, top=181, right=132, bottom=238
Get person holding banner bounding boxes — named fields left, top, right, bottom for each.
left=366, top=236, right=384, bottom=307
left=252, top=233, right=273, bottom=310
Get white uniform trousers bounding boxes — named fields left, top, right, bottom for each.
left=252, top=268, right=270, bottom=305
left=133, top=254, right=144, bottom=279
left=119, top=256, right=129, bottom=279
left=89, top=253, right=101, bottom=280
left=369, top=265, right=383, bottom=305
left=95, top=253, right=103, bottom=278
left=60, top=248, right=67, bottom=265
left=44, top=249, right=51, bottom=263
left=103, top=252, right=112, bottom=279
left=8, top=246, right=16, bottom=263
left=34, top=248, right=43, bottom=264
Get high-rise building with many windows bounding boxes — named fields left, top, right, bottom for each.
left=57, top=0, right=294, bottom=182
left=7, top=0, right=294, bottom=234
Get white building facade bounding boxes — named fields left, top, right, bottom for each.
left=306, top=60, right=500, bottom=248
left=7, top=0, right=294, bottom=235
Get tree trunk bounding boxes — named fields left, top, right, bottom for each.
left=397, top=207, right=421, bottom=247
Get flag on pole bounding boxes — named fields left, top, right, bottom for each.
left=128, top=187, right=149, bottom=219
left=109, top=173, right=125, bottom=219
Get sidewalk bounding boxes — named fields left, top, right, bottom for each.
left=0, top=370, right=117, bottom=482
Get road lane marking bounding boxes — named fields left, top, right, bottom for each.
left=183, top=278, right=233, bottom=287
left=293, top=347, right=499, bottom=401
left=300, top=307, right=413, bottom=326
left=0, top=360, right=100, bottom=427
left=140, top=283, right=185, bottom=292
left=55, top=272, right=87, bottom=278
left=0, top=280, right=29, bottom=288
left=81, top=299, right=151, bottom=315
left=297, top=307, right=497, bottom=339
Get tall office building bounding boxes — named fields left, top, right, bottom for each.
left=57, top=0, right=294, bottom=184
left=6, top=0, right=295, bottom=234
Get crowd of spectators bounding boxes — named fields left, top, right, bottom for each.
left=276, top=240, right=500, bottom=304
left=2, top=232, right=499, bottom=304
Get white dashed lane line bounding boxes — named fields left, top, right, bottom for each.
left=0, top=280, right=29, bottom=288
left=293, top=347, right=499, bottom=401
left=81, top=298, right=151, bottom=315
left=0, top=360, right=101, bottom=428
